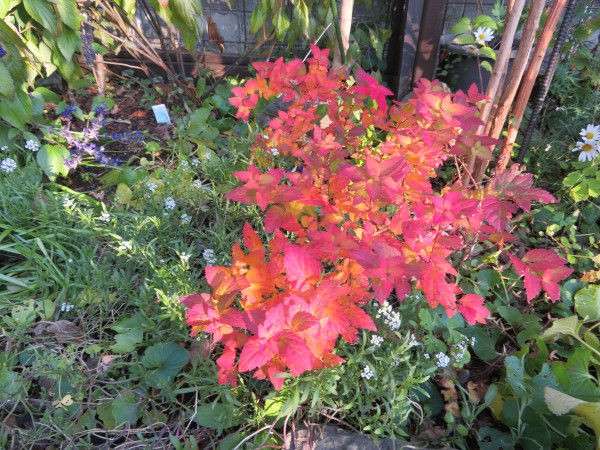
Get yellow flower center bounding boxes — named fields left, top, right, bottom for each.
left=586, top=132, right=595, bottom=139
left=479, top=34, right=486, bottom=39
left=582, top=143, right=593, bottom=152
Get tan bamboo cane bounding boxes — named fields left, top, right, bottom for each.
left=472, top=0, right=546, bottom=182
left=493, top=0, right=569, bottom=174
left=461, top=0, right=525, bottom=187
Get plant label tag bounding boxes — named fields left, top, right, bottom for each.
left=152, top=104, right=171, bottom=124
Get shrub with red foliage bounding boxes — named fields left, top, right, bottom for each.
left=181, top=46, right=564, bottom=389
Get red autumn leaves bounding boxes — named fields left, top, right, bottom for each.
left=181, top=46, right=570, bottom=389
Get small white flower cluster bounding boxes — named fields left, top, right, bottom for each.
left=146, top=182, right=158, bottom=192
left=180, top=160, right=189, bottom=170
left=181, top=213, right=191, bottom=224
left=191, top=158, right=201, bottom=167
left=203, top=248, right=217, bottom=265
left=473, top=27, right=494, bottom=46
left=573, top=124, right=600, bottom=162
left=434, top=352, right=451, bottom=369
left=270, top=147, right=279, bottom=156
left=117, top=241, right=133, bottom=252
left=375, top=301, right=402, bottom=330
left=63, top=197, right=75, bottom=208
left=0, top=157, right=17, bottom=173
left=180, top=252, right=191, bottom=264
left=164, top=197, right=176, bottom=210
left=361, top=365, right=375, bottom=380
left=24, top=139, right=40, bottom=152
left=1, top=145, right=8, bottom=152
left=451, top=341, right=469, bottom=361
left=60, top=303, right=74, bottom=312
left=99, top=212, right=110, bottom=222
left=192, top=179, right=203, bottom=189
left=370, top=334, right=384, bottom=347
left=408, top=333, right=419, bottom=347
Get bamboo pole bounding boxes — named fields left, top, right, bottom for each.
left=461, top=0, right=525, bottom=186
left=471, top=0, right=546, bottom=182
left=494, top=0, right=569, bottom=174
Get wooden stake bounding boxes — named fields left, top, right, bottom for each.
left=472, top=0, right=546, bottom=182
left=461, top=0, right=525, bottom=186
left=494, top=0, right=569, bottom=174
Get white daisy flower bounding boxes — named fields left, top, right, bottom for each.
left=573, top=140, right=599, bottom=162
left=474, top=27, right=494, bottom=46
left=579, top=124, right=600, bottom=143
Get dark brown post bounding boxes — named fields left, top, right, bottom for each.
left=412, top=0, right=447, bottom=84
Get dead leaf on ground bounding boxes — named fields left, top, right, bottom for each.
left=33, top=320, right=84, bottom=343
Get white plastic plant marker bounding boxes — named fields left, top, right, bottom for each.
left=152, top=104, right=171, bottom=124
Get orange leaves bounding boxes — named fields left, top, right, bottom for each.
left=181, top=51, right=565, bottom=390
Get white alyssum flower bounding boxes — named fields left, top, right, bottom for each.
left=0, top=145, right=8, bottom=152
left=60, top=303, right=74, bottom=312
left=573, top=140, right=599, bottom=162
left=203, top=248, right=217, bottom=265
left=435, top=352, right=451, bottom=369
left=0, top=158, right=17, bottom=173
left=117, top=241, right=133, bottom=252
left=270, top=147, right=279, bottom=156
left=181, top=213, right=192, bottom=224
left=370, top=335, right=384, bottom=347
left=164, top=197, right=176, bottom=210
left=24, top=139, right=40, bottom=152
left=474, top=27, right=494, bottom=46
left=361, top=365, right=375, bottom=380
left=63, top=197, right=75, bottom=208
left=99, top=212, right=110, bottom=222
left=191, top=158, right=201, bottom=167
left=180, top=252, right=191, bottom=264
left=451, top=342, right=469, bottom=361
left=375, top=301, right=402, bottom=330
left=579, top=124, right=600, bottom=143
left=146, top=182, right=158, bottom=192
left=192, top=179, right=203, bottom=189
left=408, top=333, right=419, bottom=347
left=180, top=160, right=189, bottom=170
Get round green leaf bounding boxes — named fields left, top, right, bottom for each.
left=141, top=343, right=189, bottom=386
left=37, top=144, right=70, bottom=180
left=575, top=285, right=600, bottom=321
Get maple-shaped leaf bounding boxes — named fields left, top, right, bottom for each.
left=457, top=294, right=489, bottom=325
left=284, top=245, right=322, bottom=292
left=237, top=337, right=277, bottom=372
left=290, top=311, right=320, bottom=332
left=482, top=194, right=518, bottom=231
left=353, top=67, right=393, bottom=114
left=509, top=249, right=574, bottom=302
left=277, top=331, right=323, bottom=376
left=225, top=166, right=284, bottom=211
left=489, top=164, right=558, bottom=212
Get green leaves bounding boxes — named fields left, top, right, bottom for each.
left=250, top=0, right=269, bottom=34
left=37, top=144, right=70, bottom=181
left=141, top=342, right=189, bottom=387
left=23, top=0, right=58, bottom=34
left=0, top=61, right=15, bottom=98
left=575, top=285, right=600, bottom=321
left=450, top=17, right=472, bottom=35
left=56, top=0, right=82, bottom=30
left=56, top=28, right=81, bottom=61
